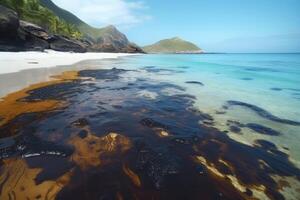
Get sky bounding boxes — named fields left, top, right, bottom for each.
left=52, top=0, right=300, bottom=53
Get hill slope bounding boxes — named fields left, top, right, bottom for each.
left=39, top=0, right=124, bottom=42
left=39, top=0, right=142, bottom=52
left=143, top=37, right=203, bottom=53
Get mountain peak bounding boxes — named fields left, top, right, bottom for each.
left=170, top=37, right=182, bottom=41
left=103, top=25, right=117, bottom=31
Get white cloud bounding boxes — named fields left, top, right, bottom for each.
left=52, top=0, right=151, bottom=28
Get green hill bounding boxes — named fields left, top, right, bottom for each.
left=39, top=0, right=121, bottom=42
left=0, top=0, right=143, bottom=52
left=143, top=37, right=203, bottom=53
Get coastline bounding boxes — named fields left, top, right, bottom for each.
left=0, top=50, right=134, bottom=75
left=0, top=50, right=138, bottom=98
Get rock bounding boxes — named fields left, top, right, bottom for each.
left=0, top=5, right=48, bottom=51
left=0, top=6, right=142, bottom=53
left=20, top=20, right=50, bottom=40
left=0, top=5, right=19, bottom=39
left=48, top=35, right=87, bottom=53
left=0, top=5, right=24, bottom=51
left=88, top=25, right=144, bottom=53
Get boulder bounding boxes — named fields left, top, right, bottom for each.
left=48, top=35, right=87, bottom=53
left=20, top=20, right=50, bottom=40
left=0, top=5, right=19, bottom=39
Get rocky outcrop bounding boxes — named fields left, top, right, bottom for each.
left=48, top=35, right=87, bottom=53
left=20, top=20, right=51, bottom=40
left=0, top=5, right=50, bottom=51
left=0, top=5, right=143, bottom=53
left=88, top=25, right=144, bottom=53
left=0, top=5, right=19, bottom=39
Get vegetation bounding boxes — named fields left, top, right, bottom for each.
left=143, top=37, right=202, bottom=53
left=0, top=0, right=82, bottom=39
left=39, top=0, right=114, bottom=42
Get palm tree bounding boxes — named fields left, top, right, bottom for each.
left=10, top=0, right=25, bottom=16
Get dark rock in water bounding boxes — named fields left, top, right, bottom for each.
left=227, top=100, right=300, bottom=126
left=246, top=123, right=281, bottom=136
left=270, top=87, right=283, bottom=91
left=185, top=81, right=204, bottom=86
left=0, top=5, right=19, bottom=39
left=48, top=35, right=87, bottom=53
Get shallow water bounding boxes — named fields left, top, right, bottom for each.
left=0, top=53, right=300, bottom=200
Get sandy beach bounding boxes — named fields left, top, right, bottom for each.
left=0, top=50, right=132, bottom=75
left=0, top=51, right=136, bottom=98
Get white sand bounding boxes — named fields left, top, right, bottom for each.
left=0, top=50, right=133, bottom=75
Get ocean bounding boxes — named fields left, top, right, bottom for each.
left=0, top=53, right=300, bottom=199
left=111, top=53, right=300, bottom=164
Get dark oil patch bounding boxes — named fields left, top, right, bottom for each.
left=270, top=87, right=283, bottom=91
left=177, top=66, right=190, bottom=69
left=246, top=123, right=281, bottom=136
left=244, top=67, right=280, bottom=73
left=227, top=100, right=300, bottom=126
left=141, top=66, right=185, bottom=74
left=0, top=68, right=299, bottom=200
left=229, top=125, right=242, bottom=134
left=241, top=78, right=253, bottom=81
left=185, top=81, right=204, bottom=86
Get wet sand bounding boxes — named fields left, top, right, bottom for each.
left=0, top=67, right=299, bottom=200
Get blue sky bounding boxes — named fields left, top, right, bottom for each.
left=53, top=0, right=300, bottom=53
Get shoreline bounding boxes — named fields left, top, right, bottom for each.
left=0, top=50, right=139, bottom=98
left=0, top=50, right=136, bottom=75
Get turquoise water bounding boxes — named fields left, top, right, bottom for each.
left=1, top=53, right=300, bottom=199
left=104, top=53, right=300, bottom=165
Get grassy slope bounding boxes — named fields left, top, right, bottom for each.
left=143, top=37, right=201, bottom=53
left=39, top=0, right=112, bottom=42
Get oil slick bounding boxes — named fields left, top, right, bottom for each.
left=0, top=68, right=299, bottom=200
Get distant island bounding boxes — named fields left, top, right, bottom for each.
left=143, top=37, right=203, bottom=54
left=0, top=0, right=143, bottom=53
